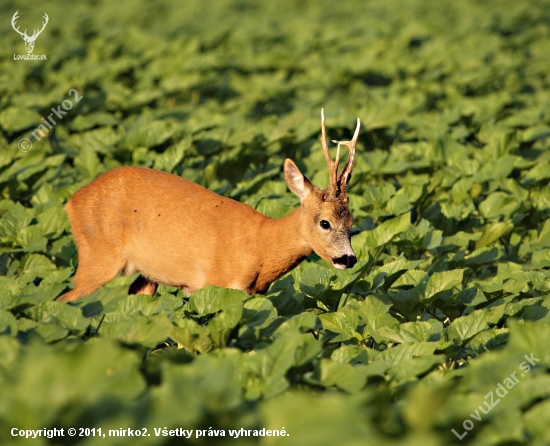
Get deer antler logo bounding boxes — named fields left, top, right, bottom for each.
left=11, top=11, right=49, bottom=54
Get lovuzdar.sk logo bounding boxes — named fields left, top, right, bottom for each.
left=12, top=10, right=48, bottom=61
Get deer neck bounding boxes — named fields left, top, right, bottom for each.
left=253, top=207, right=312, bottom=293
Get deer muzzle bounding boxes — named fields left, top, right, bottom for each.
left=332, top=254, right=357, bottom=269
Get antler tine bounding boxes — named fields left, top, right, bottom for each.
left=320, top=109, right=333, bottom=167
left=34, top=13, right=49, bottom=37
left=332, top=117, right=361, bottom=192
left=41, top=13, right=49, bottom=30
left=320, top=109, right=339, bottom=196
left=11, top=11, right=26, bottom=37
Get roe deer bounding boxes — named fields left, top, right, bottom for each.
left=58, top=110, right=360, bottom=301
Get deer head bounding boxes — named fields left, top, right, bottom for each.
left=284, top=109, right=361, bottom=270
left=11, top=11, right=49, bottom=54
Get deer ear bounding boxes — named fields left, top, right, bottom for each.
left=284, top=159, right=314, bottom=202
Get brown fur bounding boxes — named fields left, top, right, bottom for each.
left=58, top=163, right=355, bottom=301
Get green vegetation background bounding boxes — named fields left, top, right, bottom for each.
left=1, top=0, right=550, bottom=444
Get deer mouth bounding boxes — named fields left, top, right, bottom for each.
left=332, top=255, right=357, bottom=269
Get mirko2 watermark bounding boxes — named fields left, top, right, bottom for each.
left=11, top=11, right=48, bottom=60
left=18, top=89, right=83, bottom=152
left=451, top=352, right=540, bottom=440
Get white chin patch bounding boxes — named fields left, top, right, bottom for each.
left=333, top=263, right=347, bottom=270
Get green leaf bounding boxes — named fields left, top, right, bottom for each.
left=0, top=311, right=17, bottom=336
left=524, top=400, right=550, bottom=439
left=36, top=206, right=69, bottom=238
left=241, top=297, right=277, bottom=328
left=319, top=308, right=360, bottom=342
left=0, top=107, right=41, bottom=132
left=0, top=336, right=19, bottom=370
left=479, top=192, right=519, bottom=219
left=35, top=323, right=69, bottom=342
left=374, top=321, right=438, bottom=344
left=0, top=202, right=33, bottom=240
left=19, top=254, right=57, bottom=278
left=101, top=315, right=173, bottom=348
left=123, top=120, right=183, bottom=148
left=377, top=342, right=437, bottom=368
left=245, top=329, right=316, bottom=399
left=170, top=319, right=212, bottom=354
left=476, top=222, right=514, bottom=249
left=74, top=146, right=101, bottom=179
left=42, top=267, right=74, bottom=285
left=274, top=311, right=318, bottom=335
left=208, top=305, right=243, bottom=333
left=189, top=286, right=247, bottom=316
left=69, top=113, right=119, bottom=132
left=386, top=355, right=444, bottom=382
left=25, top=302, right=90, bottom=331
left=317, top=358, right=369, bottom=393
left=68, top=126, right=119, bottom=153
left=442, top=231, right=482, bottom=248
left=386, top=186, right=423, bottom=215
left=361, top=212, right=411, bottom=249
left=532, top=249, right=550, bottom=267
left=464, top=247, right=500, bottom=266
left=154, top=138, right=191, bottom=172
left=355, top=294, right=399, bottom=334
left=423, top=269, right=464, bottom=301
left=15, top=225, right=48, bottom=251
left=507, top=320, right=550, bottom=365
left=445, top=310, right=488, bottom=344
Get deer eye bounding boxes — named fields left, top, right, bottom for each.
left=320, top=220, right=331, bottom=230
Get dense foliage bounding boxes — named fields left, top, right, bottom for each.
left=1, top=0, right=550, bottom=444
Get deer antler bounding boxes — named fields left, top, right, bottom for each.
left=320, top=108, right=341, bottom=200
left=11, top=11, right=27, bottom=38
left=333, top=117, right=360, bottom=194
left=11, top=11, right=48, bottom=40
left=320, top=110, right=360, bottom=199
left=31, top=13, right=49, bottom=39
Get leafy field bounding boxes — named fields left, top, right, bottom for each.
left=1, top=0, right=550, bottom=444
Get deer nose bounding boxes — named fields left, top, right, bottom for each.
left=333, top=254, right=357, bottom=269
